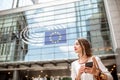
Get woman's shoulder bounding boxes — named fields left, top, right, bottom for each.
left=71, top=59, right=78, bottom=65
left=92, top=55, right=101, bottom=61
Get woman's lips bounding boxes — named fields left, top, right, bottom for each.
left=74, top=48, right=77, bottom=51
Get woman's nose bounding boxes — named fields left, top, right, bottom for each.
left=74, top=45, right=76, bottom=48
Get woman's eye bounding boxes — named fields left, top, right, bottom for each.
left=76, top=43, right=79, bottom=45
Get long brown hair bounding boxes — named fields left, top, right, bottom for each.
left=77, top=38, right=92, bottom=57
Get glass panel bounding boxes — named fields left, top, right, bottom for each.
left=0, top=0, right=113, bottom=62
left=0, top=0, right=13, bottom=11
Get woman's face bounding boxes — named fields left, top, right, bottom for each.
left=74, top=40, right=82, bottom=54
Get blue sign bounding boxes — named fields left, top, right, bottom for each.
left=45, top=29, right=66, bottom=45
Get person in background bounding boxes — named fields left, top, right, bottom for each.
left=71, top=38, right=113, bottom=80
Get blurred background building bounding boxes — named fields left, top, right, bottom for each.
left=0, top=0, right=120, bottom=80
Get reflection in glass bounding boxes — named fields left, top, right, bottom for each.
left=0, top=0, right=113, bottom=62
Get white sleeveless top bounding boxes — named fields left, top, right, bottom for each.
left=71, top=56, right=113, bottom=80
left=81, top=72, right=96, bottom=80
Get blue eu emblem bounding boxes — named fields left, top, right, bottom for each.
left=45, top=29, right=66, bottom=45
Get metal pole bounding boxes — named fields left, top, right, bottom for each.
left=13, top=70, right=19, bottom=80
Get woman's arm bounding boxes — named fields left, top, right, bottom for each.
left=71, top=61, right=85, bottom=80
left=75, top=75, right=81, bottom=80
left=75, top=66, right=84, bottom=80
left=95, top=56, right=113, bottom=80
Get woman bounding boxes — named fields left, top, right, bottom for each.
left=71, top=38, right=113, bottom=80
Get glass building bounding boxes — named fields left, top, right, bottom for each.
left=0, top=0, right=120, bottom=80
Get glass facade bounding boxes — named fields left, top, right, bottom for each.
left=0, top=0, right=59, bottom=11
left=0, top=0, right=113, bottom=62
left=0, top=0, right=33, bottom=11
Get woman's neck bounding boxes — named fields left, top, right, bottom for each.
left=78, top=55, right=89, bottom=64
